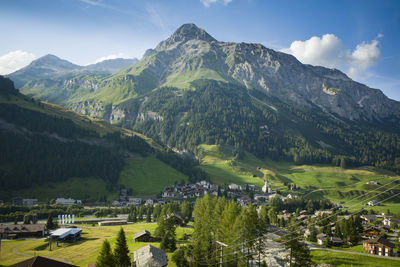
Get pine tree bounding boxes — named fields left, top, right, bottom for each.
left=180, top=201, right=192, bottom=224
left=156, top=214, right=177, bottom=252
left=268, top=208, right=278, bottom=225
left=46, top=215, right=54, bottom=230
left=96, top=239, right=115, bottom=267
left=113, top=228, right=130, bottom=267
left=308, top=227, right=317, bottom=242
left=146, top=208, right=152, bottom=223
left=284, top=225, right=312, bottom=267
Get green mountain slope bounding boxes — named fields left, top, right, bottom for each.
left=0, top=76, right=205, bottom=202
left=198, top=144, right=400, bottom=213
left=11, top=23, right=400, bottom=174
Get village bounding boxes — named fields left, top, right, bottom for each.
left=1, top=179, right=400, bottom=266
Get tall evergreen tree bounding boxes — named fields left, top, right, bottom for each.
left=46, top=215, right=55, bottom=230
left=180, top=201, right=192, bottom=224
left=284, top=225, right=312, bottom=267
left=96, top=239, right=115, bottom=267
left=113, top=228, right=130, bottom=267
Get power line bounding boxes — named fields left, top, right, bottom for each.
left=188, top=182, right=400, bottom=265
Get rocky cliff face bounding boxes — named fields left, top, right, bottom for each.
left=130, top=23, right=400, bottom=121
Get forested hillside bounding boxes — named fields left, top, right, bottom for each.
left=0, top=76, right=205, bottom=200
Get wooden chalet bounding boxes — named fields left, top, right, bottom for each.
left=0, top=224, right=46, bottom=239
left=167, top=213, right=184, bottom=226
left=362, top=226, right=381, bottom=238
left=360, top=214, right=377, bottom=225
left=362, top=237, right=395, bottom=256
left=10, top=256, right=76, bottom=267
left=133, top=230, right=151, bottom=242
left=330, top=237, right=343, bottom=246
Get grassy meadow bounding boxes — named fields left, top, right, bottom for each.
left=0, top=223, right=192, bottom=267
left=118, top=157, right=188, bottom=196
left=198, top=144, right=400, bottom=213
left=311, top=250, right=400, bottom=267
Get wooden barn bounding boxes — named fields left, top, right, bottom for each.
left=133, top=230, right=151, bottom=242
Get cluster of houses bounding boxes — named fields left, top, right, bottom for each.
left=162, top=180, right=222, bottom=199
left=8, top=197, right=83, bottom=207
left=110, top=180, right=284, bottom=207
left=308, top=213, right=400, bottom=257
left=161, top=180, right=289, bottom=207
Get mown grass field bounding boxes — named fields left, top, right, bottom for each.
left=311, top=250, right=400, bottom=266
left=0, top=223, right=193, bottom=267
left=198, top=144, right=400, bottom=213
left=118, top=157, right=188, bottom=195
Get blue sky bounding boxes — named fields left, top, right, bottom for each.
left=0, top=0, right=399, bottom=100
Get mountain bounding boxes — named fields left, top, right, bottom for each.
left=84, top=58, right=138, bottom=73
left=0, top=75, right=204, bottom=201
left=8, top=54, right=81, bottom=88
left=12, top=23, right=400, bottom=172
left=8, top=55, right=137, bottom=88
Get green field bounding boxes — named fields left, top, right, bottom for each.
left=311, top=250, right=400, bottom=266
left=198, top=144, right=400, bottom=213
left=0, top=156, right=187, bottom=202
left=118, top=157, right=188, bottom=195
left=0, top=223, right=192, bottom=267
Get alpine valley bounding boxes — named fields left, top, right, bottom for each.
left=2, top=23, right=400, bottom=203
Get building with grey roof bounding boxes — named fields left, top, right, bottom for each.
left=133, top=245, right=168, bottom=267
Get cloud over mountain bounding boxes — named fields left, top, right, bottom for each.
left=0, top=50, right=36, bottom=75
left=281, top=34, right=382, bottom=80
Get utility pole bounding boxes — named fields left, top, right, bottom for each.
left=216, top=241, right=228, bottom=267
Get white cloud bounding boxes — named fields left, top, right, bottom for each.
left=0, top=50, right=36, bottom=75
left=281, top=34, right=382, bottom=80
left=348, top=39, right=380, bottom=78
left=93, top=53, right=126, bottom=64
left=201, top=0, right=232, bottom=8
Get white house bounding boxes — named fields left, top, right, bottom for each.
left=55, top=198, right=76, bottom=206
left=367, top=200, right=380, bottom=206
left=128, top=197, right=142, bottom=205
left=383, top=217, right=400, bottom=227
left=229, top=183, right=239, bottom=190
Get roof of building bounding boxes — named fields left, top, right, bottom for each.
left=10, top=256, right=76, bottom=267
left=361, top=215, right=377, bottom=220
left=363, top=237, right=395, bottom=248
left=133, top=230, right=151, bottom=239
left=330, top=237, right=343, bottom=243
left=363, top=226, right=381, bottom=232
left=388, top=217, right=400, bottom=224
left=50, top=228, right=81, bottom=240
left=0, top=224, right=46, bottom=233
left=134, top=245, right=168, bottom=267
left=317, top=234, right=326, bottom=239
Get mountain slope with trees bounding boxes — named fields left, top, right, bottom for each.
left=0, top=76, right=205, bottom=201
left=8, top=23, right=400, bottom=173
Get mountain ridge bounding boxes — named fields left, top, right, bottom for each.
left=7, top=23, right=400, bottom=173
left=8, top=54, right=138, bottom=88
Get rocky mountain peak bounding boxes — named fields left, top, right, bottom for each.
left=28, top=54, right=81, bottom=70
left=156, top=23, right=216, bottom=50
